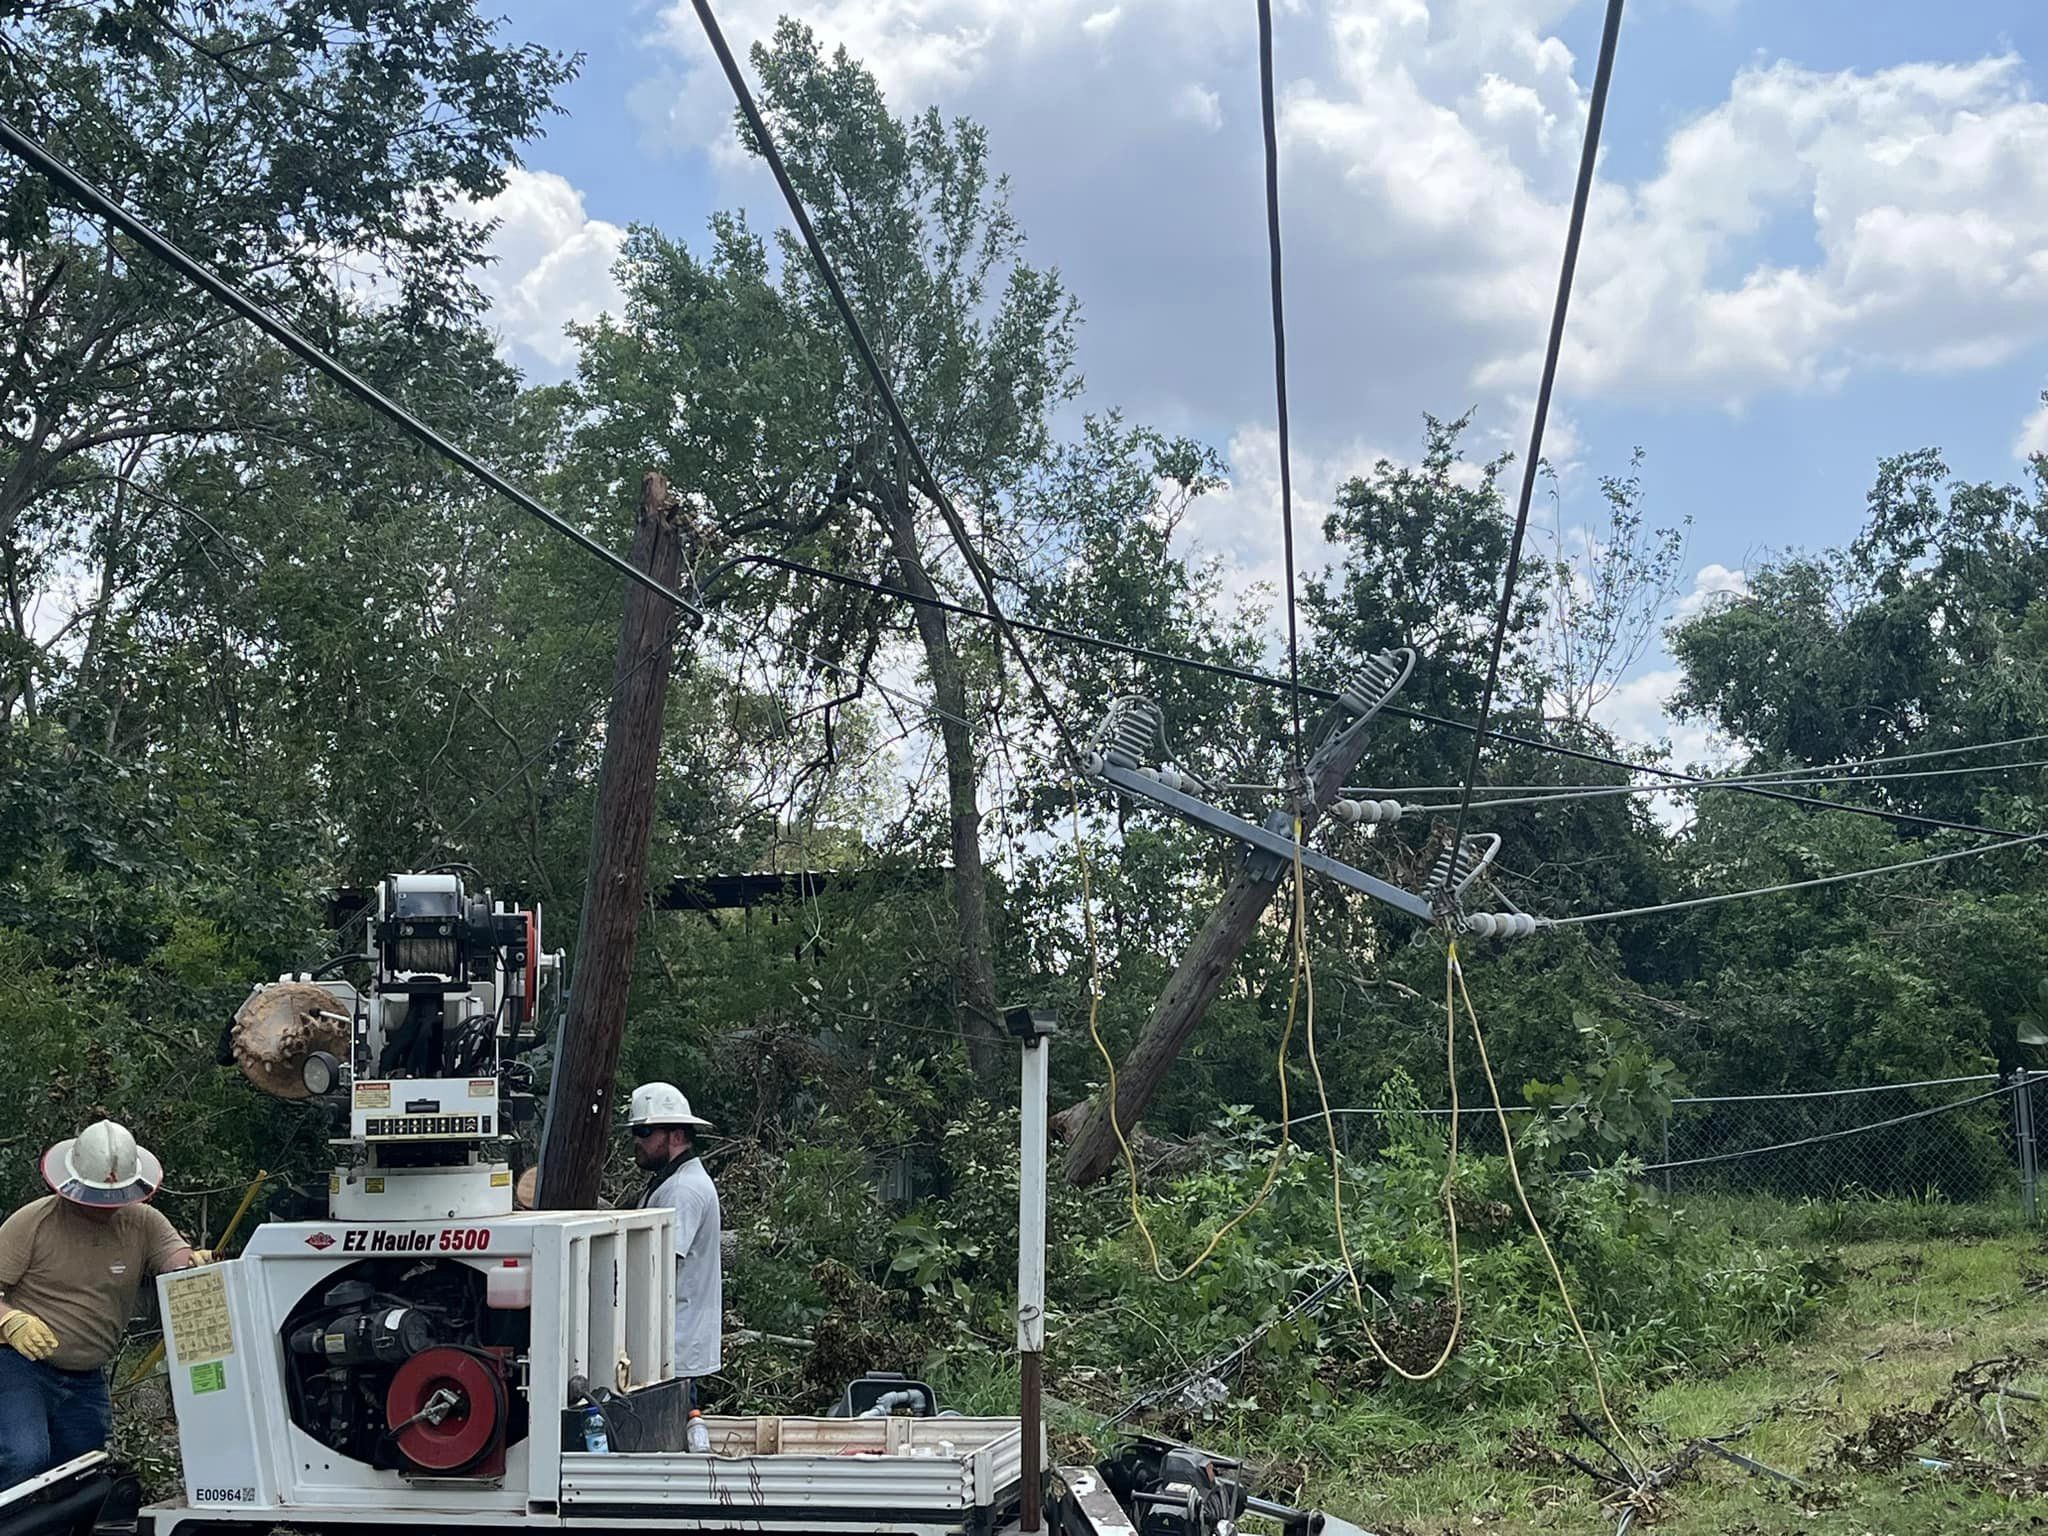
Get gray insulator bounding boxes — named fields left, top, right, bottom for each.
left=1423, top=833, right=1502, bottom=902
left=1331, top=798, right=1365, bottom=824
left=1336, top=649, right=1415, bottom=717
left=1464, top=912, right=1540, bottom=938
left=1098, top=699, right=1162, bottom=770
left=1377, top=798, right=1404, bottom=822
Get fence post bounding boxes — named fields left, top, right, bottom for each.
left=1661, top=1108, right=1672, bottom=1199
left=2015, top=1067, right=2039, bottom=1225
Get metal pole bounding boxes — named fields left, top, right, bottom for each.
left=2016, top=1067, right=2038, bottom=1225
left=1009, top=1007, right=1055, bottom=1532
left=1661, top=1109, right=1672, bottom=1199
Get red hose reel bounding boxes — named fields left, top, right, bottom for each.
left=385, top=1346, right=510, bottom=1476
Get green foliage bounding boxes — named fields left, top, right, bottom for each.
left=0, top=11, right=2043, bottom=1519
left=1519, top=1016, right=1685, bottom=1173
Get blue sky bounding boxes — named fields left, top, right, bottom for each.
left=469, top=0, right=2048, bottom=757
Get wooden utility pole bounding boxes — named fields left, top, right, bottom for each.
left=538, top=472, right=685, bottom=1209
left=1059, top=721, right=1384, bottom=1187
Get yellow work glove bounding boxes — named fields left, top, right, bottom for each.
left=187, top=1249, right=215, bottom=1266
left=0, top=1309, right=59, bottom=1362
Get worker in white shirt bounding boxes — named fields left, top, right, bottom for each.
left=626, top=1083, right=721, bottom=1405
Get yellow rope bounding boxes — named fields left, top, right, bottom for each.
left=1069, top=775, right=1637, bottom=1457
left=1305, top=880, right=1463, bottom=1380
left=1071, top=791, right=1300, bottom=1280
left=1450, top=950, right=1645, bottom=1472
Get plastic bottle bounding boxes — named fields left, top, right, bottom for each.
left=582, top=1403, right=610, bottom=1454
left=686, top=1408, right=712, bottom=1454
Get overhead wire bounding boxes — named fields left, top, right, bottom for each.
left=1612, top=1083, right=2016, bottom=1176
left=1287, top=1071, right=2003, bottom=1123
left=1255, top=0, right=1306, bottom=790
left=713, top=549, right=2034, bottom=844
left=0, top=115, right=703, bottom=629
left=1541, top=829, right=2048, bottom=928
left=683, top=0, right=1081, bottom=772
left=1446, top=0, right=1629, bottom=863
left=1251, top=0, right=1388, bottom=1345
left=1391, top=755, right=2048, bottom=813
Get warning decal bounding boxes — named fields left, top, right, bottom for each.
left=166, top=1267, right=236, bottom=1365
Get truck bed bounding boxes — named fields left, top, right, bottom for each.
left=140, top=1414, right=1031, bottom=1536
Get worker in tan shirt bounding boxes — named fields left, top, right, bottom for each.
left=0, top=1120, right=204, bottom=1489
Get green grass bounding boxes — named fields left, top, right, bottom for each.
left=1184, top=1198, right=2048, bottom=1535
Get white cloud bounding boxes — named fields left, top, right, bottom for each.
left=2017, top=397, right=2048, bottom=460
left=460, top=168, right=628, bottom=370
left=1172, top=81, right=1224, bottom=130
left=601, top=1, right=2048, bottom=474
left=1171, top=425, right=1391, bottom=642
left=637, top=2, right=2048, bottom=431
left=1282, top=15, right=2048, bottom=408
left=1672, top=561, right=1749, bottom=622
left=1593, top=665, right=1737, bottom=781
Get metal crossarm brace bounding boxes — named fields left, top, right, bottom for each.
left=1082, top=649, right=1449, bottom=922
left=1092, top=762, right=1435, bottom=921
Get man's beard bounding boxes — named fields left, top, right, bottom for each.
left=634, top=1143, right=664, bottom=1170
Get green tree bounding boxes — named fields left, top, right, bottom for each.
left=565, top=21, right=1081, bottom=1082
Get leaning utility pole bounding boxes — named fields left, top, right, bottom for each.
left=1060, top=659, right=1496, bottom=1186
left=538, top=472, right=686, bottom=1208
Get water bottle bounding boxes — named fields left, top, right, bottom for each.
left=582, top=1403, right=610, bottom=1454
left=686, top=1408, right=711, bottom=1454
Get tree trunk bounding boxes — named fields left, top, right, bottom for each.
left=874, top=476, right=1006, bottom=1083
left=1060, top=713, right=1387, bottom=1185
left=537, top=471, right=686, bottom=1208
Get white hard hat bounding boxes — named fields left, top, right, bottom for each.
left=628, top=1082, right=712, bottom=1131
left=42, top=1119, right=164, bottom=1209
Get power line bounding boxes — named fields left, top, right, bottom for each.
left=1216, top=752, right=2048, bottom=805
left=1446, top=0, right=1629, bottom=865
left=0, top=115, right=704, bottom=629
left=684, top=0, right=1080, bottom=770
left=711, top=549, right=2034, bottom=844
left=1539, top=829, right=2048, bottom=928
left=1254, top=0, right=1304, bottom=788
left=14, top=49, right=2017, bottom=859
left=1393, top=755, right=2048, bottom=813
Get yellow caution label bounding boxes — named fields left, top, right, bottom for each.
left=490, top=1171, right=512, bottom=1188
left=365, top=1178, right=385, bottom=1194
left=166, top=1268, right=235, bottom=1366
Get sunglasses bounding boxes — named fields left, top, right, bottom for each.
left=630, top=1126, right=664, bottom=1139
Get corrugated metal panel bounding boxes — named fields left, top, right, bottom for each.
left=558, top=1415, right=1029, bottom=1528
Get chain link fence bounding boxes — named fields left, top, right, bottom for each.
left=1655, top=1073, right=2034, bottom=1206
left=1298, top=1068, right=2045, bottom=1215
